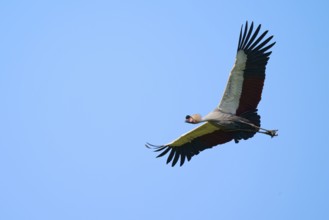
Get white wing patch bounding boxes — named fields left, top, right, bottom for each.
left=167, top=122, right=220, bottom=147
left=218, top=50, right=247, bottom=114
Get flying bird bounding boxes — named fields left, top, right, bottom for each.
left=146, top=21, right=277, bottom=167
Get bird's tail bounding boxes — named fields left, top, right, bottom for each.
left=233, top=109, right=261, bottom=143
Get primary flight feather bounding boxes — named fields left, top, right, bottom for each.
left=146, top=21, right=277, bottom=167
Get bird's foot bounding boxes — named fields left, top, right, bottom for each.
left=266, top=130, right=278, bottom=138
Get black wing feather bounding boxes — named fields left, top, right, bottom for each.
left=166, top=149, right=176, bottom=164
left=244, top=24, right=261, bottom=50
left=156, top=147, right=171, bottom=158
left=241, top=22, right=254, bottom=49
left=172, top=151, right=180, bottom=167
left=239, top=21, right=249, bottom=49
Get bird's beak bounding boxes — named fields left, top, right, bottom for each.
left=185, top=117, right=194, bottom=123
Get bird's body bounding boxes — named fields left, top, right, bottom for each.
left=195, top=110, right=245, bottom=130
left=147, top=21, right=277, bottom=166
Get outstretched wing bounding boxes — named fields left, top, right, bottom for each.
left=218, top=21, right=275, bottom=115
left=146, top=122, right=234, bottom=167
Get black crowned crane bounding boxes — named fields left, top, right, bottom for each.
left=146, top=21, right=278, bottom=167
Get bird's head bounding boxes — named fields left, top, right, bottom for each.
left=185, top=114, right=202, bottom=124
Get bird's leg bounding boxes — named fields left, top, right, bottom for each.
left=257, top=129, right=278, bottom=138
left=237, top=120, right=278, bottom=138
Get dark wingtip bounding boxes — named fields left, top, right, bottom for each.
left=145, top=142, right=163, bottom=149
left=145, top=142, right=156, bottom=149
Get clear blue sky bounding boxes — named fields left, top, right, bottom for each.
left=1, top=1, right=329, bottom=219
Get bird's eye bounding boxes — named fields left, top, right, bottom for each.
left=185, top=115, right=191, bottom=119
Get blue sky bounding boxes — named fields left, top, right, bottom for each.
left=1, top=0, right=329, bottom=219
